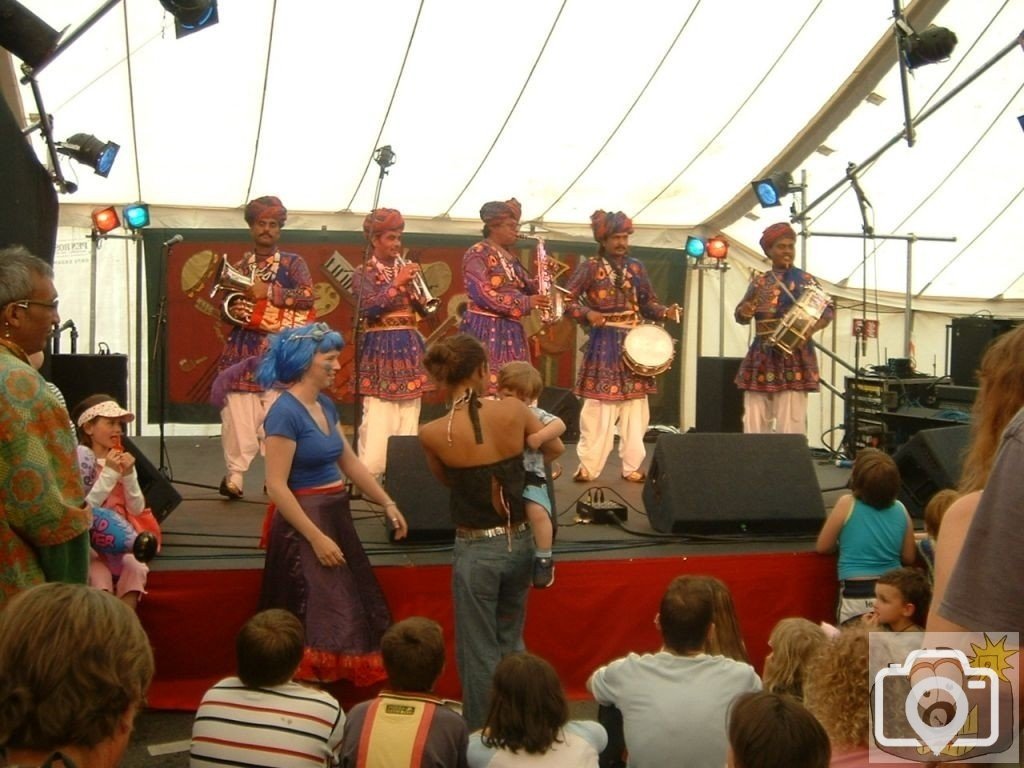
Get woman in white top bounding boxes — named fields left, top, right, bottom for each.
left=468, top=652, right=606, bottom=767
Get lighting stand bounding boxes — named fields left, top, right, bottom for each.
left=689, top=254, right=729, bottom=358
left=892, top=0, right=917, bottom=147
left=350, top=145, right=396, bottom=456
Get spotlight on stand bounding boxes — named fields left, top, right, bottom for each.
left=56, top=133, right=119, bottom=177
left=706, top=236, right=729, bottom=260
left=899, top=24, right=957, bottom=70
left=159, top=0, right=219, bottom=40
left=0, top=0, right=62, bottom=68
left=123, top=202, right=150, bottom=230
left=751, top=171, right=795, bottom=208
left=91, top=206, right=120, bottom=234
left=685, top=234, right=730, bottom=271
left=685, top=236, right=705, bottom=259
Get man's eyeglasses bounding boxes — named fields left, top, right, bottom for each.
left=13, top=299, right=60, bottom=312
left=289, top=322, right=331, bottom=342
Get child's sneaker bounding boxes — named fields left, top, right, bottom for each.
left=532, top=556, right=555, bottom=588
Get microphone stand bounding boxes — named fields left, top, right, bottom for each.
left=845, top=162, right=873, bottom=458
left=351, top=145, right=396, bottom=457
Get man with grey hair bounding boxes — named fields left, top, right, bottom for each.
left=0, top=245, right=90, bottom=606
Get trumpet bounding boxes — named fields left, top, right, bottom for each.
left=395, top=253, right=440, bottom=315
left=208, top=254, right=257, bottom=326
left=535, top=237, right=563, bottom=324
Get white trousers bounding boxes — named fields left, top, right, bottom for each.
left=357, top=396, right=423, bottom=476
left=576, top=397, right=650, bottom=478
left=742, top=390, right=806, bottom=434
left=220, top=389, right=279, bottom=490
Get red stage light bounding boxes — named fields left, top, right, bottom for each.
left=706, top=236, right=729, bottom=260
left=91, top=205, right=120, bottom=233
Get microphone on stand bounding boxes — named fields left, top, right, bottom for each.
left=846, top=162, right=874, bottom=237
left=163, top=234, right=184, bottom=247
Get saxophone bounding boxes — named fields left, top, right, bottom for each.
left=535, top=237, right=563, bottom=324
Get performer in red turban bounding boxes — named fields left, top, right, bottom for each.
left=734, top=222, right=833, bottom=434
left=564, top=210, right=681, bottom=483
left=351, top=208, right=433, bottom=479
left=212, top=195, right=315, bottom=499
left=458, top=197, right=549, bottom=394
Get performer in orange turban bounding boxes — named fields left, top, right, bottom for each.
left=563, top=210, right=681, bottom=483
left=734, top=222, right=833, bottom=434
left=351, top=208, right=433, bottom=479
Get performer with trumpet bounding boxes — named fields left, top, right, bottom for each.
left=460, top=198, right=549, bottom=394
left=352, top=208, right=433, bottom=479
left=565, top=210, right=681, bottom=484
left=212, top=196, right=315, bottom=499
left=734, top=222, right=833, bottom=435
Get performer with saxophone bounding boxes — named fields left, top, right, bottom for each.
left=460, top=198, right=549, bottom=394
left=734, top=222, right=833, bottom=434
left=565, top=210, right=681, bottom=483
left=352, top=208, right=433, bottom=480
left=212, top=196, right=315, bottom=499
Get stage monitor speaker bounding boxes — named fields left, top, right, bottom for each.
left=893, top=425, right=971, bottom=519
left=49, top=354, right=129, bottom=415
left=695, top=357, right=744, bottom=433
left=384, top=436, right=453, bottom=542
left=950, top=317, right=1016, bottom=386
left=121, top=437, right=182, bottom=522
left=538, top=386, right=581, bottom=443
left=642, top=433, right=825, bottom=535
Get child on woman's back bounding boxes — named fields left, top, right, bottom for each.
left=497, top=362, right=565, bottom=589
left=815, top=448, right=916, bottom=625
left=72, top=394, right=156, bottom=610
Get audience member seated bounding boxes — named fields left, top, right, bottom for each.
left=916, top=488, right=957, bottom=579
left=469, top=652, right=606, bottom=767
left=862, top=567, right=930, bottom=633
left=191, top=609, right=345, bottom=767
left=588, top=575, right=761, bottom=768
left=727, top=691, right=830, bottom=768
left=699, top=575, right=750, bottom=663
left=803, top=627, right=870, bottom=765
left=0, top=582, right=154, bottom=768
left=762, top=618, right=827, bottom=702
left=815, top=449, right=916, bottom=625
left=340, top=616, right=468, bottom=768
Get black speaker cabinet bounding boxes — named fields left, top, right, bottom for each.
left=950, top=317, right=1017, bottom=386
left=642, top=433, right=825, bottom=535
left=695, top=357, right=744, bottom=433
left=384, top=436, right=453, bottom=542
left=538, top=386, right=581, bottom=443
left=121, top=437, right=182, bottom=522
left=49, top=354, right=129, bottom=415
left=893, top=425, right=971, bottom=519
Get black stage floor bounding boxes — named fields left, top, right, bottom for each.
left=137, top=434, right=852, bottom=573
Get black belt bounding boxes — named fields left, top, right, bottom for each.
left=840, top=579, right=877, bottom=599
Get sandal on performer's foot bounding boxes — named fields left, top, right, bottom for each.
left=621, top=470, right=646, bottom=483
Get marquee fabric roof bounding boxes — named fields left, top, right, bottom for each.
left=5, top=0, right=1022, bottom=302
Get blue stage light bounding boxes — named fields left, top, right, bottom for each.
left=685, top=236, right=706, bottom=259
left=123, top=202, right=150, bottom=230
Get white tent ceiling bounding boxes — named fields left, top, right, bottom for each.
left=4, top=0, right=1024, bottom=301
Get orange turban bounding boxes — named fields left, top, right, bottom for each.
left=480, top=198, right=522, bottom=225
left=244, top=196, right=287, bottom=226
left=759, top=222, right=796, bottom=254
left=363, top=208, right=405, bottom=240
left=590, top=210, right=633, bottom=242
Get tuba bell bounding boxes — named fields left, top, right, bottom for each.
left=209, top=254, right=257, bottom=326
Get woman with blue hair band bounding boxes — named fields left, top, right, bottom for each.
left=257, top=322, right=407, bottom=689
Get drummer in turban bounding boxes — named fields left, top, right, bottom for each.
left=733, top=222, right=833, bottom=434
left=213, top=195, right=315, bottom=500
left=563, top=210, right=682, bottom=484
left=459, top=197, right=549, bottom=394
left=351, top=208, right=433, bottom=478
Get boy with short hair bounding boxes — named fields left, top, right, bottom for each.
left=191, top=609, right=345, bottom=767
left=865, top=566, right=932, bottom=632
left=340, top=616, right=469, bottom=768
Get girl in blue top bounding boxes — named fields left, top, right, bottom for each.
left=815, top=448, right=916, bottom=625
left=257, top=322, right=408, bottom=689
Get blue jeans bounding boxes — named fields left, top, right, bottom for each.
left=452, top=526, right=533, bottom=730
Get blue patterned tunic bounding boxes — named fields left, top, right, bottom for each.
left=734, top=266, right=833, bottom=393
left=352, top=257, right=432, bottom=400
left=459, top=241, right=538, bottom=394
left=565, top=255, right=672, bottom=401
